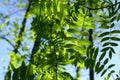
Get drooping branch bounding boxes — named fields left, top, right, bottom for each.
left=0, top=36, right=14, bottom=48
left=0, top=35, right=21, bottom=54
left=87, top=2, right=120, bottom=10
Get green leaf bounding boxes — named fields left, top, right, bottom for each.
left=113, top=10, right=118, bottom=16
left=99, top=52, right=106, bottom=61
left=107, top=71, right=112, bottom=79
left=62, top=72, right=74, bottom=79
left=90, top=47, right=95, bottom=58
left=67, top=28, right=80, bottom=34
left=110, top=16, right=116, bottom=22
left=103, top=42, right=118, bottom=47
left=103, top=58, right=109, bottom=64
left=101, top=69, right=107, bottom=76
left=95, top=61, right=100, bottom=73
left=101, top=47, right=110, bottom=52
left=29, top=64, right=34, bottom=76
left=108, top=64, right=115, bottom=69
left=115, top=0, right=117, bottom=4
left=81, top=32, right=88, bottom=36
left=5, top=70, right=11, bottom=80
left=67, top=49, right=76, bottom=53
left=103, top=42, right=110, bottom=47
left=85, top=59, right=89, bottom=69
left=70, top=55, right=76, bottom=60
left=12, top=68, right=20, bottom=80
left=111, top=70, right=115, bottom=73
left=90, top=59, right=95, bottom=69
left=111, top=30, right=120, bottom=34
left=94, top=47, right=99, bottom=60
left=116, top=78, right=120, bottom=80
left=109, top=47, right=115, bottom=54
left=109, top=50, right=112, bottom=59
left=111, top=37, right=120, bottom=41
left=98, top=65, right=104, bottom=73
left=36, top=75, right=42, bottom=80
left=0, top=21, right=9, bottom=29
left=99, top=26, right=110, bottom=29
left=118, top=4, right=120, bottom=9
left=79, top=39, right=91, bottom=46
left=101, top=37, right=110, bottom=42
left=42, top=72, right=52, bottom=80
left=110, top=23, right=114, bottom=28
left=110, top=42, right=118, bottom=46
left=20, top=61, right=27, bottom=80
left=64, top=44, right=76, bottom=48
left=65, top=37, right=78, bottom=41
left=99, top=32, right=110, bottom=37
left=117, top=13, right=120, bottom=21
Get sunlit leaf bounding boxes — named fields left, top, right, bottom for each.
left=79, top=39, right=91, bottom=47
left=80, top=32, right=89, bottom=36
left=67, top=28, right=80, bottom=34
left=0, top=20, right=9, bottom=29
left=65, top=37, right=78, bottom=41
left=36, top=75, right=42, bottom=80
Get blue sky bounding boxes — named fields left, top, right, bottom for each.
left=0, top=40, right=11, bottom=80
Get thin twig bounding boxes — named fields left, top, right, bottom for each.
left=0, top=35, right=21, bottom=54
left=0, top=36, right=14, bottom=48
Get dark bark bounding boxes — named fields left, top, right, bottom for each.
left=88, top=29, right=94, bottom=80
left=30, top=35, right=41, bottom=62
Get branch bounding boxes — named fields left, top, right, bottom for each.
left=0, top=36, right=14, bottom=48
left=0, top=35, right=21, bottom=54
left=13, top=1, right=31, bottom=54
left=4, top=1, right=31, bottom=79
left=87, top=2, right=120, bottom=10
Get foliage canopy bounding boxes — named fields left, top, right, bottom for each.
left=1, top=0, right=120, bottom=80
